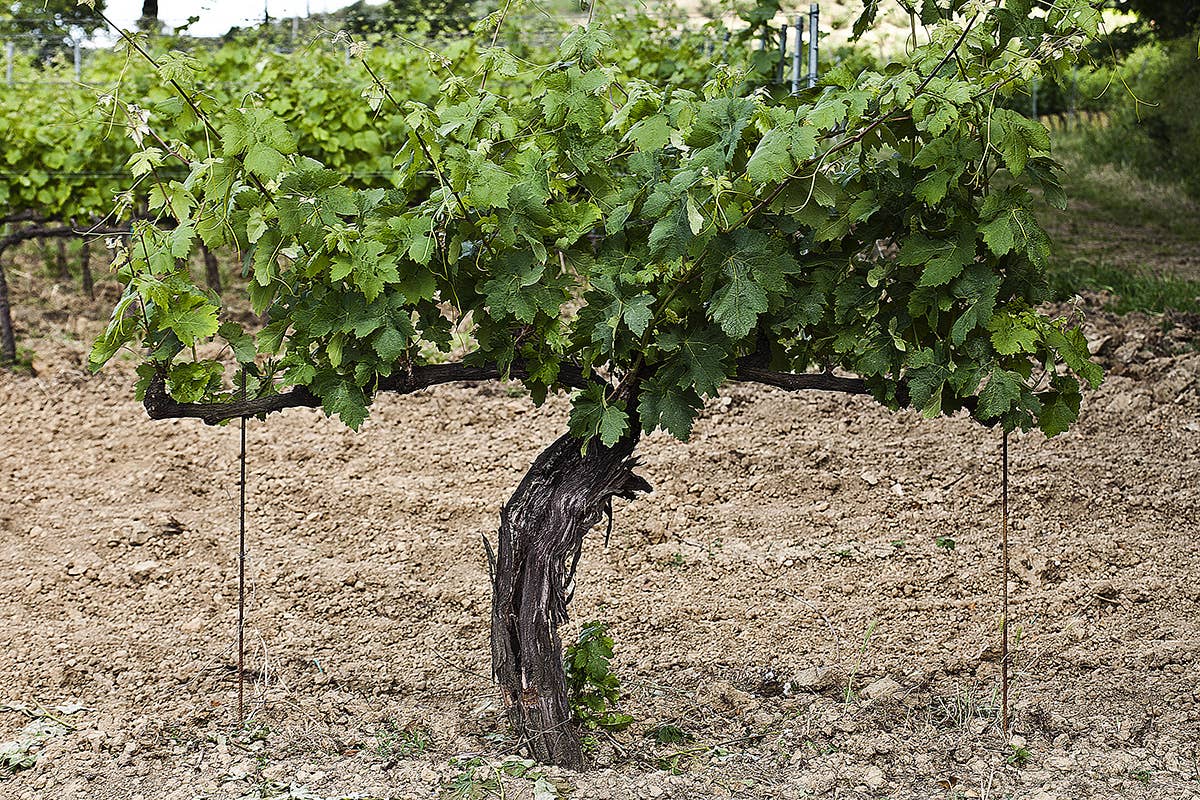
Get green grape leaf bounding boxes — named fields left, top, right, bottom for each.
left=321, top=381, right=369, bottom=430
left=639, top=380, right=703, bottom=441
left=987, top=314, right=1037, bottom=356
left=160, top=296, right=220, bottom=345
left=976, top=368, right=1023, bottom=420
left=218, top=321, right=257, bottom=363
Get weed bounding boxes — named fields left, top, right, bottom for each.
left=564, top=621, right=633, bottom=731
left=666, top=552, right=685, bottom=567
left=0, top=719, right=62, bottom=773
left=802, top=738, right=839, bottom=756
left=844, top=620, right=879, bottom=703
left=441, top=756, right=568, bottom=800
left=0, top=703, right=85, bottom=774
left=929, top=686, right=999, bottom=729
left=1131, top=769, right=1153, bottom=784
left=1006, top=744, right=1032, bottom=767
left=935, top=536, right=956, bottom=551
left=372, top=720, right=431, bottom=761
left=648, top=723, right=693, bottom=745
left=442, top=757, right=499, bottom=799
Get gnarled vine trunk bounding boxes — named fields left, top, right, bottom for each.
left=0, top=253, right=16, bottom=366
left=490, top=431, right=649, bottom=768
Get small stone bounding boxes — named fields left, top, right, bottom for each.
left=260, top=762, right=290, bottom=782
left=126, top=522, right=151, bottom=546
left=860, top=471, right=880, bottom=486
left=794, top=665, right=838, bottom=690
left=861, top=676, right=902, bottom=700
left=129, top=561, right=159, bottom=583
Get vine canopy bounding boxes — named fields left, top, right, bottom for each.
left=89, top=0, right=1106, bottom=443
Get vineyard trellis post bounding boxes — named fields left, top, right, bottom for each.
left=808, top=3, right=819, bottom=89
left=791, top=15, right=803, bottom=94
left=776, top=25, right=787, bottom=83
left=5, top=41, right=13, bottom=86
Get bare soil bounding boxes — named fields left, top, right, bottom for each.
left=2, top=266, right=1199, bottom=800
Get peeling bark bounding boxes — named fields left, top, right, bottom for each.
left=0, top=253, right=14, bottom=366
left=490, top=432, right=650, bottom=768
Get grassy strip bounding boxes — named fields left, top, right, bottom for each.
left=1047, top=261, right=1200, bottom=314
left=1039, top=127, right=1200, bottom=314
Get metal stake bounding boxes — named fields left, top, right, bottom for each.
left=1001, top=430, right=1010, bottom=736
left=791, top=15, right=803, bottom=94
left=238, top=373, right=248, bottom=723
left=776, top=25, right=787, bottom=84
left=5, top=42, right=13, bottom=87
left=807, top=3, right=819, bottom=88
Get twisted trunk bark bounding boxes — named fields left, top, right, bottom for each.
left=0, top=252, right=14, bottom=366
left=490, top=432, right=649, bottom=768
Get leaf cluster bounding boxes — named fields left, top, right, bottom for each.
left=78, top=1, right=1106, bottom=442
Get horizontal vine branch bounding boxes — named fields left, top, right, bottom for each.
left=0, top=223, right=134, bottom=255
left=733, top=363, right=870, bottom=395
left=142, top=360, right=594, bottom=425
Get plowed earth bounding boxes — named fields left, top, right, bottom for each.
left=2, top=268, right=1199, bottom=800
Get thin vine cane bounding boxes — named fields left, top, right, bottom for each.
left=1000, top=429, right=1010, bottom=736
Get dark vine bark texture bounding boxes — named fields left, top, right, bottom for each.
left=0, top=255, right=15, bottom=366
left=490, top=432, right=650, bottom=768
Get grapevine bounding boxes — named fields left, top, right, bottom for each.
left=77, top=0, right=1105, bottom=766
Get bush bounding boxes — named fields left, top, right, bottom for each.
left=1090, top=36, right=1200, bottom=197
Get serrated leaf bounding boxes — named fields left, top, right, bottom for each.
left=218, top=321, right=257, bottom=363
left=746, top=128, right=793, bottom=185
left=626, top=115, right=672, bottom=150
left=244, top=142, right=288, bottom=180
left=372, top=326, right=408, bottom=363
left=900, top=229, right=975, bottom=287
left=321, top=381, right=369, bottom=429
left=167, top=360, right=223, bottom=403
left=977, top=368, right=1023, bottom=420
left=706, top=230, right=796, bottom=339
left=659, top=327, right=729, bottom=397
left=622, top=293, right=654, bottom=337
left=1038, top=383, right=1081, bottom=437
left=160, top=296, right=219, bottom=345
left=598, top=404, right=629, bottom=446
left=987, top=314, right=1037, bottom=356
left=639, top=381, right=702, bottom=440
left=979, top=214, right=1015, bottom=256
left=1044, top=325, right=1104, bottom=389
